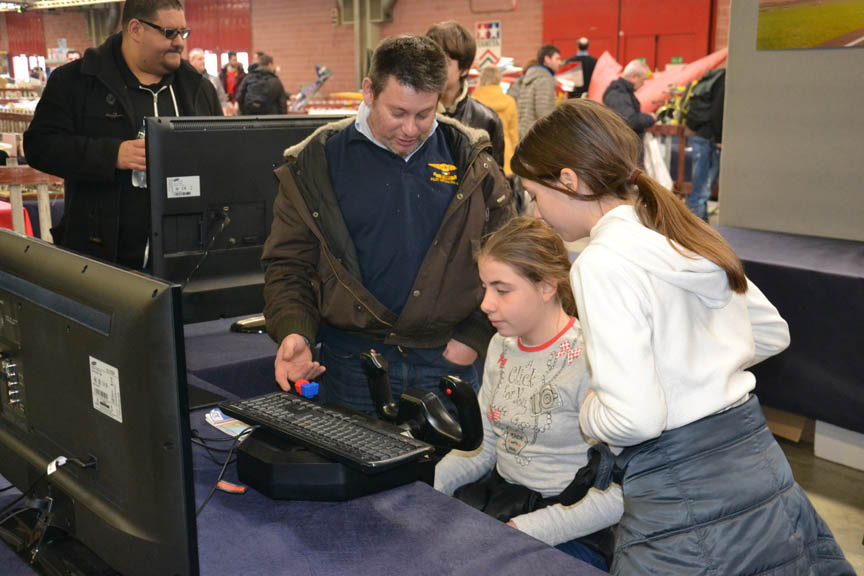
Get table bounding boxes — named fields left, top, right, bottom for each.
left=718, top=226, right=864, bottom=434
left=0, top=166, right=63, bottom=241
left=648, top=123, right=693, bottom=196
left=1, top=318, right=605, bottom=576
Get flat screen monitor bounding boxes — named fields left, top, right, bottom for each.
left=146, top=114, right=350, bottom=324
left=0, top=229, right=198, bottom=576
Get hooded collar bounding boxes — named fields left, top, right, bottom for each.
left=588, top=205, right=733, bottom=308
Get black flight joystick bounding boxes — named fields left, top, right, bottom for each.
left=360, top=350, right=399, bottom=422
left=360, top=350, right=483, bottom=451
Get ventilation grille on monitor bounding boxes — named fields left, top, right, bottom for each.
left=162, top=116, right=347, bottom=132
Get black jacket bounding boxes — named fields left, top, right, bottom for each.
left=23, top=34, right=221, bottom=266
left=237, top=68, right=288, bottom=115
left=565, top=54, right=597, bottom=98
left=442, top=94, right=506, bottom=168
left=602, top=77, right=655, bottom=138
left=692, top=71, right=725, bottom=143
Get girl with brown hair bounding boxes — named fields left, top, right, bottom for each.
left=435, top=216, right=622, bottom=571
left=511, top=100, right=852, bottom=575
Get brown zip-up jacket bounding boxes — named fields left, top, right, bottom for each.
left=262, top=115, right=514, bottom=354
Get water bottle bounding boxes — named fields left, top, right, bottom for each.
left=131, top=119, right=147, bottom=188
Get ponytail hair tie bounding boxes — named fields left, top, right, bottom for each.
left=628, top=168, right=642, bottom=186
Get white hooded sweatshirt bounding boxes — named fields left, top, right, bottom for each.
left=572, top=205, right=790, bottom=447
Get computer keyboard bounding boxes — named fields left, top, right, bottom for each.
left=219, top=392, right=434, bottom=473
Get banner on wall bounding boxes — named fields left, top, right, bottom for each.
left=475, top=21, right=502, bottom=67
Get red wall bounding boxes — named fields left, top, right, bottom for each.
left=713, top=0, right=731, bottom=51
left=249, top=0, right=543, bottom=96
left=185, top=0, right=251, bottom=53
left=42, top=11, right=94, bottom=57
left=6, top=11, right=46, bottom=57
left=380, top=0, right=544, bottom=69
left=544, top=0, right=726, bottom=69
left=0, top=0, right=731, bottom=93
left=250, top=0, right=356, bottom=96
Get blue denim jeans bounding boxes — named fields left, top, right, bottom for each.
left=318, top=339, right=478, bottom=415
left=555, top=538, right=609, bottom=571
left=686, top=135, right=721, bottom=221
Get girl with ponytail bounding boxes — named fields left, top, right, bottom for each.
left=511, top=100, right=851, bottom=575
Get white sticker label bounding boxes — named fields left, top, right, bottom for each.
left=90, top=356, right=123, bottom=423
left=166, top=176, right=201, bottom=198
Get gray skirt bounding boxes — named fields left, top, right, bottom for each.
left=611, top=395, right=853, bottom=575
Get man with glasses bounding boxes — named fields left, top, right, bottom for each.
left=24, top=0, right=222, bottom=269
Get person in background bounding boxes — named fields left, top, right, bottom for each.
left=236, top=52, right=288, bottom=115
left=426, top=21, right=505, bottom=168
left=472, top=65, right=518, bottom=175
left=261, top=34, right=513, bottom=413
left=564, top=37, right=596, bottom=99
left=602, top=59, right=655, bottom=139
left=435, top=215, right=622, bottom=571
left=506, top=58, right=535, bottom=103
left=219, top=50, right=245, bottom=103
left=685, top=68, right=725, bottom=221
left=516, top=44, right=561, bottom=140
left=511, top=99, right=853, bottom=575
left=188, top=47, right=230, bottom=114
left=28, top=67, right=46, bottom=84
left=23, top=0, right=221, bottom=269
left=66, top=49, right=82, bottom=62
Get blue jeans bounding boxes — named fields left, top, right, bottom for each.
left=686, top=135, right=721, bottom=221
left=319, top=339, right=478, bottom=415
left=555, top=539, right=609, bottom=571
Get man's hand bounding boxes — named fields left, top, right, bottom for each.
left=442, top=338, right=478, bottom=367
left=274, top=334, right=325, bottom=391
left=116, top=139, right=146, bottom=171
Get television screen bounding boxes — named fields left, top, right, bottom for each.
left=0, top=229, right=198, bottom=576
left=146, top=114, right=350, bottom=323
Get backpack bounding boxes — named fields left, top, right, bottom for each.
left=684, top=68, right=725, bottom=132
left=240, top=72, right=273, bottom=114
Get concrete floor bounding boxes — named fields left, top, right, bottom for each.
left=781, top=438, right=864, bottom=573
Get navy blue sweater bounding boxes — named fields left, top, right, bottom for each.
left=325, top=124, right=457, bottom=315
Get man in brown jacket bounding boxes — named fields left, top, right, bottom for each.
left=262, top=35, right=513, bottom=413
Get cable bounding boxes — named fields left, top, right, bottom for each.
left=0, top=504, right=36, bottom=529
left=0, top=483, right=16, bottom=493
left=0, top=472, right=47, bottom=522
left=191, top=428, right=245, bottom=443
left=0, top=455, right=95, bottom=522
left=195, top=425, right=258, bottom=518
left=182, top=208, right=231, bottom=289
left=191, top=438, right=237, bottom=467
left=191, top=429, right=242, bottom=466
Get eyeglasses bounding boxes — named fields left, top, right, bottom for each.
left=138, top=19, right=191, bottom=40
